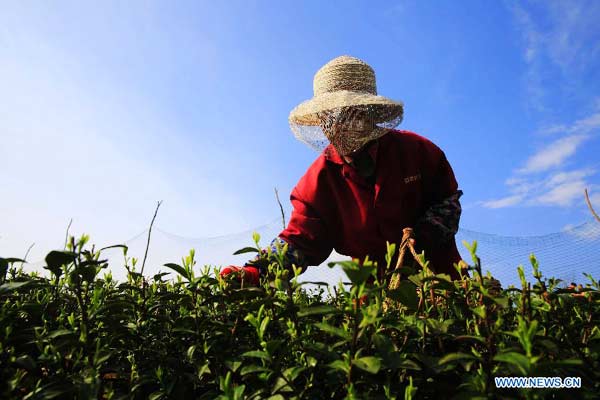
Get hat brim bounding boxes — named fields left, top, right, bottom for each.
left=289, top=90, right=404, bottom=126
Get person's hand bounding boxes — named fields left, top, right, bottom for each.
left=566, top=283, right=587, bottom=298
left=219, top=265, right=260, bottom=286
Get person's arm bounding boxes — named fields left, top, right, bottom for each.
left=250, top=185, right=333, bottom=270
left=414, top=148, right=464, bottom=278
left=221, top=186, right=334, bottom=284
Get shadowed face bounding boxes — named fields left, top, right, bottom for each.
left=342, top=140, right=377, bottom=165
left=318, top=107, right=376, bottom=156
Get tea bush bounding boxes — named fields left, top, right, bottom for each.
left=1, top=234, right=599, bottom=399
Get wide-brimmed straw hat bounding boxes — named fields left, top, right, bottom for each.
left=289, top=55, right=404, bottom=153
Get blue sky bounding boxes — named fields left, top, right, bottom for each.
left=1, top=1, right=600, bottom=272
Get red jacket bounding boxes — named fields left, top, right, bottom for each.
left=278, top=130, right=463, bottom=280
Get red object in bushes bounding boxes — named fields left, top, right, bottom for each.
left=353, top=295, right=368, bottom=308
left=219, top=265, right=260, bottom=286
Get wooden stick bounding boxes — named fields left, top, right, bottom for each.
left=19, top=242, right=35, bottom=270
left=64, top=218, right=73, bottom=250
left=585, top=189, right=600, bottom=223
left=140, top=201, right=162, bottom=277
left=274, top=187, right=286, bottom=229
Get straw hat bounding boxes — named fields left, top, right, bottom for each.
left=289, top=56, right=404, bottom=153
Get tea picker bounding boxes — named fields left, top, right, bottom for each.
left=220, top=56, right=466, bottom=286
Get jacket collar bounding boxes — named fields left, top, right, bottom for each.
left=323, top=139, right=380, bottom=166
left=323, top=144, right=344, bottom=165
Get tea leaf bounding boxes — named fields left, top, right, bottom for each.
left=494, top=352, right=530, bottom=375
left=0, top=258, right=7, bottom=281
left=438, top=352, right=476, bottom=365
left=164, top=263, right=189, bottom=280
left=272, top=377, right=293, bottom=394
left=233, top=384, right=246, bottom=400
left=14, top=355, right=36, bottom=371
left=297, top=305, right=340, bottom=317
left=0, top=280, right=36, bottom=294
left=47, top=329, right=75, bottom=339
left=328, top=360, right=350, bottom=374
left=2, top=258, right=26, bottom=264
left=241, top=365, right=271, bottom=376
left=99, top=244, right=128, bottom=252
left=44, top=250, right=75, bottom=277
left=472, top=305, right=486, bottom=319
left=233, top=247, right=260, bottom=255
left=422, top=275, right=454, bottom=291
left=333, top=260, right=377, bottom=284
left=352, top=356, right=381, bottom=374
left=387, top=281, right=418, bottom=311
left=314, top=322, right=352, bottom=340
left=242, top=350, right=270, bottom=361
left=453, top=335, right=486, bottom=344
left=283, top=366, right=306, bottom=382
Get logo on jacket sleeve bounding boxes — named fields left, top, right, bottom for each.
left=404, top=174, right=422, bottom=184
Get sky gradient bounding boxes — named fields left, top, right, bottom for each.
left=2, top=1, right=600, bottom=278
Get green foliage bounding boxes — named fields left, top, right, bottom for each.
left=0, top=237, right=598, bottom=399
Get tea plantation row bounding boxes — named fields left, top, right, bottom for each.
left=1, top=235, right=598, bottom=399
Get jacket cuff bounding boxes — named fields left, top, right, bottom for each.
left=416, top=190, right=463, bottom=243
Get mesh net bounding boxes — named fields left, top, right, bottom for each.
left=290, top=105, right=403, bottom=153
left=456, top=221, right=600, bottom=286
left=22, top=218, right=600, bottom=289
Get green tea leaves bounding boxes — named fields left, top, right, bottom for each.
left=387, top=281, right=419, bottom=311
left=314, top=322, right=352, bottom=340
left=44, top=250, right=76, bottom=278
left=1, top=236, right=599, bottom=398
left=233, top=247, right=260, bottom=255
left=352, top=356, right=381, bottom=374
left=330, top=259, right=377, bottom=285
left=163, top=263, right=189, bottom=280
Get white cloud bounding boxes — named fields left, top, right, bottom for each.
left=571, top=111, right=600, bottom=134
left=508, top=2, right=546, bottom=111
left=481, top=4, right=600, bottom=210
left=506, top=177, right=541, bottom=195
left=537, top=109, right=600, bottom=137
left=518, top=134, right=588, bottom=174
left=544, top=1, right=600, bottom=73
left=545, top=169, right=595, bottom=187
left=481, top=195, right=524, bottom=209
left=505, top=177, right=525, bottom=186
left=508, top=1, right=600, bottom=111
left=484, top=166, right=597, bottom=209
left=537, top=124, right=569, bottom=136
left=510, top=3, right=542, bottom=63
left=535, top=180, right=587, bottom=207
left=481, top=110, right=598, bottom=211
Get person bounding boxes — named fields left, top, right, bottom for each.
left=220, top=55, right=464, bottom=286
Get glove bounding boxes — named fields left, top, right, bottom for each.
left=219, top=265, right=260, bottom=286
